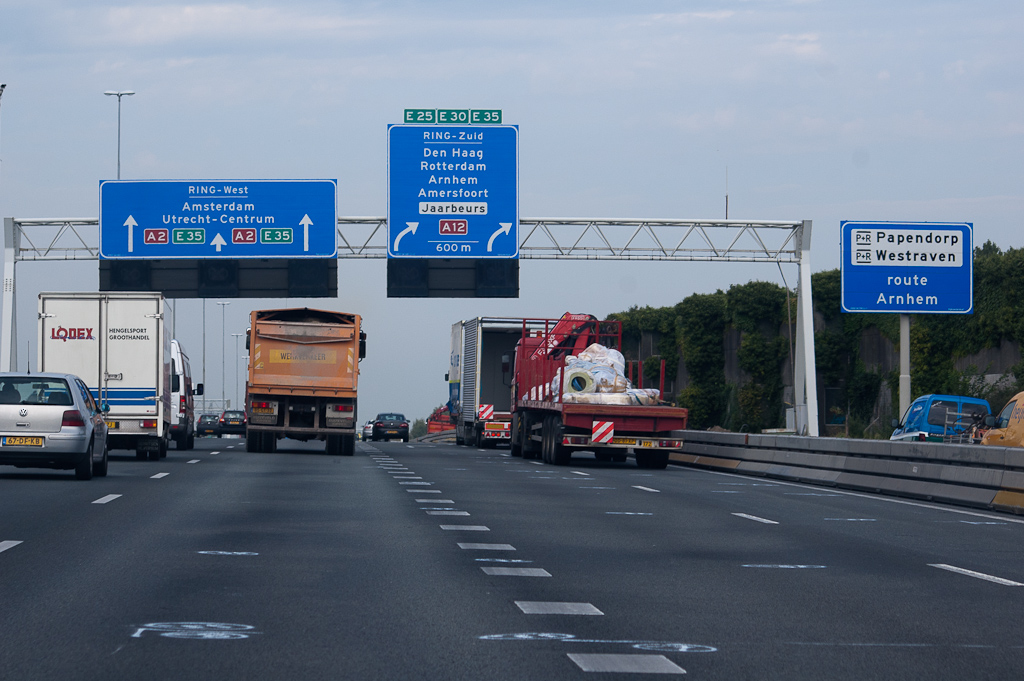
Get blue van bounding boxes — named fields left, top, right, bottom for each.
left=890, top=394, right=991, bottom=442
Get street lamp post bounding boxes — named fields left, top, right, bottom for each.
left=216, top=302, right=230, bottom=409
left=103, top=90, right=134, bottom=179
left=231, top=333, right=245, bottom=409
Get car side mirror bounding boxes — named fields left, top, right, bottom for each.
left=501, top=354, right=510, bottom=375
left=985, top=415, right=996, bottom=427
left=891, top=418, right=899, bottom=428
left=193, top=383, right=204, bottom=396
left=102, top=403, right=110, bottom=413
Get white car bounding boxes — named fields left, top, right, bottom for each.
left=361, top=421, right=373, bottom=441
left=0, top=372, right=109, bottom=479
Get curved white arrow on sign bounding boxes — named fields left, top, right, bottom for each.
left=394, top=222, right=418, bottom=252
left=487, top=222, right=513, bottom=252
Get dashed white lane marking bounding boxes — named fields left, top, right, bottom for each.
left=580, top=486, right=615, bottom=490
left=399, top=482, right=433, bottom=486
left=411, top=489, right=442, bottom=493
left=481, top=567, right=551, bottom=577
left=632, top=486, right=660, bottom=493
left=440, top=525, right=490, bottom=531
left=710, top=491, right=742, bottom=494
left=150, top=473, right=170, bottom=479
left=516, top=602, right=603, bottom=615
left=825, top=518, right=877, bottom=522
left=568, top=653, right=685, bottom=674
left=427, top=510, right=470, bottom=516
left=0, top=540, right=23, bottom=554
left=393, top=476, right=422, bottom=479
left=732, top=513, right=779, bottom=525
left=417, top=499, right=455, bottom=503
left=458, top=543, right=515, bottom=551
left=572, top=471, right=590, bottom=476
left=92, top=494, right=122, bottom=505
left=187, top=459, right=201, bottom=464
left=743, top=564, right=826, bottom=569
left=606, top=512, right=653, bottom=516
left=211, top=451, right=220, bottom=455
left=928, top=564, right=1024, bottom=586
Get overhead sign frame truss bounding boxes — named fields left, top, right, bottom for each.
left=2, top=216, right=818, bottom=436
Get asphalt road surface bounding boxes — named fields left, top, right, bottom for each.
left=1, top=437, right=1023, bottom=680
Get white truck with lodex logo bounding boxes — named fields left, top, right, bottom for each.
left=38, top=292, right=193, bottom=460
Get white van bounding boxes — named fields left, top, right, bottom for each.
left=169, top=340, right=203, bottom=450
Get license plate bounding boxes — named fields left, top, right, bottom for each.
left=611, top=437, right=637, bottom=445
left=640, top=440, right=656, bottom=447
left=3, top=436, right=43, bottom=446
left=386, top=430, right=398, bottom=435
left=106, top=421, right=119, bottom=429
left=252, top=407, right=274, bottom=414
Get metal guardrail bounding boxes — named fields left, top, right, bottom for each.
left=671, top=430, right=1024, bottom=515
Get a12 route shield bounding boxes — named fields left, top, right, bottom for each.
left=840, top=221, right=973, bottom=314
left=99, top=179, right=337, bottom=259
left=387, top=124, right=519, bottom=259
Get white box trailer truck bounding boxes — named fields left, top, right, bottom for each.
left=449, top=318, right=525, bottom=447
left=38, top=292, right=175, bottom=460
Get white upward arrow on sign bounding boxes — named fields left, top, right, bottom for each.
left=124, top=215, right=138, bottom=253
left=211, top=233, right=227, bottom=252
left=300, top=214, right=313, bottom=252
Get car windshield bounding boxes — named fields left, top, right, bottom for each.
left=379, top=414, right=404, bottom=421
left=224, top=411, right=245, bottom=418
left=0, top=377, right=73, bottom=406
left=199, top=415, right=217, bottom=423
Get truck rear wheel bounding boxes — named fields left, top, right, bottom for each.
left=341, top=434, right=355, bottom=456
left=263, top=433, right=277, bottom=453
left=326, top=435, right=341, bottom=456
left=246, top=432, right=261, bottom=452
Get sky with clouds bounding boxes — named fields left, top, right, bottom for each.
left=1, top=1, right=1021, bottom=421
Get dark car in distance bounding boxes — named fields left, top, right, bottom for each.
left=218, top=410, right=247, bottom=436
left=372, top=413, right=409, bottom=442
left=197, top=414, right=220, bottom=438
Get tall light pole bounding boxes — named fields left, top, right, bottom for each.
left=103, top=90, right=134, bottom=179
left=216, top=302, right=230, bottom=409
left=231, top=333, right=245, bottom=409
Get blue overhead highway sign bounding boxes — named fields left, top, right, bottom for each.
left=99, top=179, right=337, bottom=259
left=387, top=124, right=519, bottom=259
left=841, top=221, right=973, bottom=314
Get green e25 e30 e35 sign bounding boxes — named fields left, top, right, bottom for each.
left=404, top=109, right=502, bottom=124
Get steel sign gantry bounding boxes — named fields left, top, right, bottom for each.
left=2, top=216, right=819, bottom=436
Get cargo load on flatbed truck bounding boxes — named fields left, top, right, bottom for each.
left=510, top=313, right=687, bottom=469
left=244, top=308, right=365, bottom=456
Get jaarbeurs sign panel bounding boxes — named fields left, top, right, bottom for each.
left=840, top=221, right=973, bottom=314
left=387, top=124, right=519, bottom=259
left=99, top=179, right=337, bottom=259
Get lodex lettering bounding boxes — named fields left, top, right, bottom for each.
left=50, top=327, right=94, bottom=342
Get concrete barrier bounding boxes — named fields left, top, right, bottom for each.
left=670, top=430, right=1024, bottom=514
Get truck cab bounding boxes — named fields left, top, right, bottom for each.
left=890, top=394, right=991, bottom=443
left=982, top=391, right=1024, bottom=447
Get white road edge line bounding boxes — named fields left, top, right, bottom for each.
left=732, top=512, right=779, bottom=525
left=928, top=563, right=1024, bottom=586
left=92, top=494, right=122, bottom=505
left=0, top=540, right=23, bottom=553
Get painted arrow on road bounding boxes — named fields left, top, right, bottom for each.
left=211, top=233, right=227, bottom=252
left=487, top=222, right=513, bottom=252
left=124, top=215, right=138, bottom=253
left=394, top=222, right=418, bottom=252
left=300, top=214, right=313, bottom=252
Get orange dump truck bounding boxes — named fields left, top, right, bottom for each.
left=244, top=308, right=365, bottom=456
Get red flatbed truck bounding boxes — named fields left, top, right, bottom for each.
left=509, top=314, right=688, bottom=469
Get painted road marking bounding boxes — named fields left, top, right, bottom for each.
left=458, top=543, right=515, bottom=551
left=786, top=493, right=842, bottom=497
left=426, top=510, right=471, bottom=516
left=393, top=476, right=422, bottom=479
left=960, top=521, right=1007, bottom=525
left=581, top=486, right=615, bottom=490
left=399, top=481, right=433, bottom=485
left=92, top=494, right=122, bottom=504
left=568, top=653, right=685, bottom=674
left=479, top=632, right=716, bottom=653
left=710, top=490, right=742, bottom=493
left=411, top=489, right=442, bottom=493
left=928, top=564, right=1024, bottom=586
left=211, top=451, right=220, bottom=455
left=632, top=486, right=660, bottom=493
left=516, top=602, right=603, bottom=615
left=825, top=518, right=877, bottom=522
left=197, top=551, right=259, bottom=556
left=417, top=499, right=455, bottom=503
left=481, top=567, right=551, bottom=577
left=476, top=558, right=534, bottom=563
left=732, top=513, right=779, bottom=524
left=131, top=622, right=260, bottom=640
left=572, top=471, right=590, bottom=476
left=150, top=472, right=170, bottom=479
left=440, top=525, right=490, bottom=531
left=0, top=540, right=23, bottom=554
left=187, top=459, right=201, bottom=464
left=606, top=512, right=653, bottom=516
left=743, top=564, right=826, bottom=569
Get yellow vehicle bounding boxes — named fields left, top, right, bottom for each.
left=981, top=391, right=1024, bottom=446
